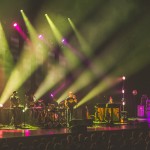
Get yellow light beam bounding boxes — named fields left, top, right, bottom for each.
left=34, top=14, right=83, bottom=100
left=35, top=65, right=65, bottom=100
left=68, top=18, right=92, bottom=57
left=77, top=43, right=150, bottom=107
left=0, top=11, right=49, bottom=104
left=77, top=75, right=120, bottom=107
left=45, top=14, right=80, bottom=69
left=57, top=11, right=150, bottom=104
left=45, top=14, right=62, bottom=44
left=0, top=23, right=14, bottom=76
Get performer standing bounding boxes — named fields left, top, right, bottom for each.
left=25, top=91, right=36, bottom=108
left=105, top=96, right=114, bottom=123
left=9, top=91, right=20, bottom=127
left=65, top=91, right=77, bottom=126
left=25, top=91, right=37, bottom=125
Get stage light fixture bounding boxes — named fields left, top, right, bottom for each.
left=122, top=89, right=125, bottom=94
left=122, top=101, right=126, bottom=106
left=122, top=76, right=126, bottom=80
left=61, top=38, right=67, bottom=44
left=132, top=90, right=138, bottom=96
left=121, top=98, right=126, bottom=111
left=38, top=34, right=43, bottom=39
left=50, top=93, right=54, bottom=97
left=13, top=23, right=18, bottom=27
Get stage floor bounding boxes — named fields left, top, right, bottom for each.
left=0, top=117, right=149, bottom=139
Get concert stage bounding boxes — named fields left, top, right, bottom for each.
left=0, top=117, right=149, bottom=139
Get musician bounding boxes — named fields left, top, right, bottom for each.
left=9, top=91, right=20, bottom=127
left=65, top=91, right=77, bottom=126
left=10, top=91, right=20, bottom=108
left=105, top=96, right=114, bottom=123
left=25, top=91, right=38, bottom=125
left=108, top=96, right=114, bottom=104
left=25, top=91, right=36, bottom=108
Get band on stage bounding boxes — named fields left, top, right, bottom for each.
left=7, top=90, right=121, bottom=128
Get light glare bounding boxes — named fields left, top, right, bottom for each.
left=13, top=23, right=18, bottom=27
left=122, top=76, right=126, bottom=80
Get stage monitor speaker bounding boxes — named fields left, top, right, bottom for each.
left=69, top=119, right=93, bottom=127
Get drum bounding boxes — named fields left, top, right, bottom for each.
left=26, top=101, right=35, bottom=108
left=48, top=104, right=55, bottom=111
left=50, top=112, right=58, bottom=121
left=35, top=100, right=45, bottom=108
left=58, top=101, right=66, bottom=109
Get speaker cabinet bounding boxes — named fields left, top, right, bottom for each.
left=69, top=119, right=90, bottom=134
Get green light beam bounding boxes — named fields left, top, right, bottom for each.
left=45, top=14, right=62, bottom=44
left=34, top=14, right=87, bottom=100
left=45, top=14, right=80, bottom=69
left=68, top=18, right=92, bottom=57
left=77, top=42, right=150, bottom=107
left=77, top=75, right=120, bottom=107
left=0, top=23, right=14, bottom=77
left=0, top=11, right=49, bottom=104
left=35, top=65, right=65, bottom=100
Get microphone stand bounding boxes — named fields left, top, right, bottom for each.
left=21, top=95, right=29, bottom=129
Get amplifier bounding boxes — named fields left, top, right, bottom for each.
left=146, top=111, right=150, bottom=118
left=137, top=105, right=144, bottom=117
left=97, top=107, right=120, bottom=122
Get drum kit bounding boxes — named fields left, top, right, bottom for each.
left=24, top=100, right=67, bottom=128
left=43, top=101, right=67, bottom=128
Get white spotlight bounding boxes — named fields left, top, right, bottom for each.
left=122, top=76, right=126, bottom=80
